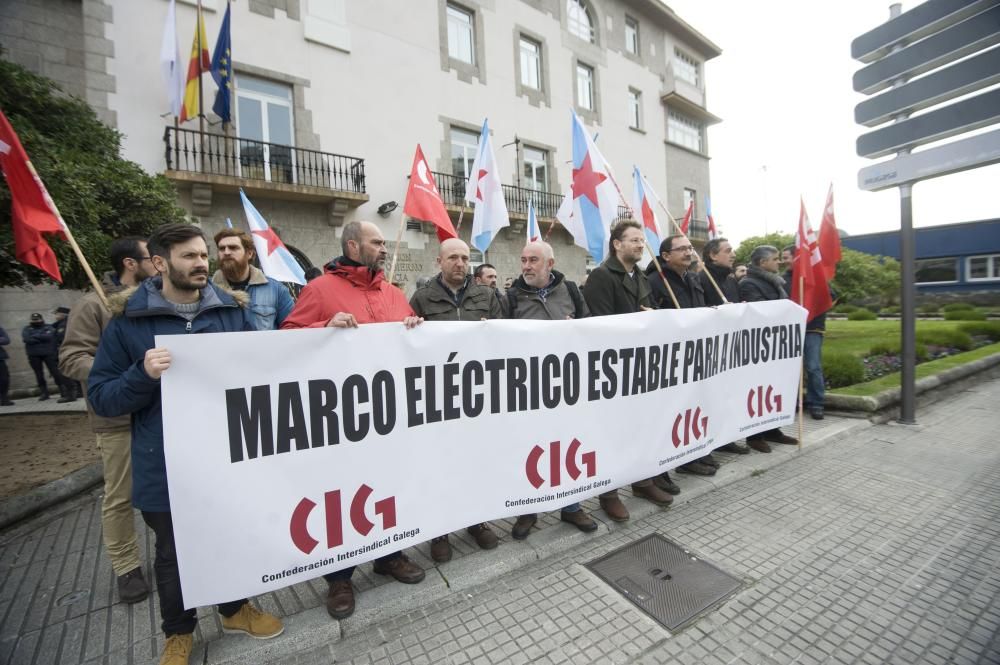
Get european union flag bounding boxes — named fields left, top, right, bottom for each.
left=210, top=2, right=232, bottom=123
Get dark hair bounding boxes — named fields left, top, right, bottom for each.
left=783, top=244, right=796, bottom=255
left=609, top=219, right=643, bottom=256
left=109, top=236, right=147, bottom=277
left=214, top=228, right=255, bottom=255
left=658, top=234, right=685, bottom=256
left=701, top=237, right=729, bottom=264
left=750, top=245, right=779, bottom=266
left=473, top=263, right=496, bottom=278
left=147, top=223, right=206, bottom=260
left=304, top=266, right=323, bottom=282
left=341, top=221, right=362, bottom=255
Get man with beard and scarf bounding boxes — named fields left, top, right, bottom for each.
left=504, top=240, right=599, bottom=540
left=59, top=236, right=157, bottom=605
left=738, top=245, right=799, bottom=452
left=583, top=220, right=675, bottom=522
left=281, top=220, right=426, bottom=621
left=211, top=229, right=294, bottom=330
left=88, top=224, right=282, bottom=665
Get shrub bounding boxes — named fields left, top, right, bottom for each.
left=823, top=352, right=865, bottom=388
left=867, top=341, right=928, bottom=361
left=847, top=309, right=877, bottom=321
left=882, top=305, right=900, bottom=315
left=918, top=303, right=940, bottom=315
left=916, top=328, right=973, bottom=351
left=834, top=303, right=859, bottom=314
left=941, top=302, right=975, bottom=312
left=943, top=309, right=986, bottom=321
left=958, top=321, right=1000, bottom=342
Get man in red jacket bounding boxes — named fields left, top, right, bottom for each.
left=281, top=220, right=425, bottom=620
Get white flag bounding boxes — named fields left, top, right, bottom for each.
left=160, top=0, right=183, bottom=118
left=466, top=119, right=510, bottom=254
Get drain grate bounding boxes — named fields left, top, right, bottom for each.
left=585, top=533, right=742, bottom=631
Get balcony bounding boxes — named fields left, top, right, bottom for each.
left=163, top=127, right=368, bottom=218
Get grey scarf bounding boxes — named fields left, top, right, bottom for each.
left=747, top=265, right=787, bottom=298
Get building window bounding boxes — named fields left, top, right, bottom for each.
left=450, top=127, right=479, bottom=180
left=567, top=0, right=594, bottom=43
left=674, top=48, right=700, bottom=87
left=668, top=110, right=704, bottom=152
left=625, top=16, right=639, bottom=55
left=519, top=37, right=541, bottom=90
left=523, top=146, right=548, bottom=192
left=683, top=188, right=697, bottom=218
left=576, top=63, right=595, bottom=111
left=235, top=74, right=295, bottom=183
left=628, top=89, right=641, bottom=130
left=915, top=257, right=958, bottom=283
left=967, top=254, right=1000, bottom=281
left=447, top=3, right=475, bottom=65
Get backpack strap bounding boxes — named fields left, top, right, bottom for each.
left=566, top=281, right=586, bottom=319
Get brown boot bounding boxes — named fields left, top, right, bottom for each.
left=511, top=514, right=537, bottom=540
left=325, top=579, right=355, bottom=619
left=599, top=493, right=630, bottom=522
left=372, top=553, right=425, bottom=584
left=466, top=523, right=499, bottom=550
left=560, top=509, right=598, bottom=532
left=747, top=437, right=772, bottom=453
left=631, top=482, right=674, bottom=506
left=430, top=535, right=452, bottom=563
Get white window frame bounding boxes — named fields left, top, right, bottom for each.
left=567, top=0, right=595, bottom=43
left=523, top=146, right=548, bottom=193
left=683, top=188, right=697, bottom=219
left=966, top=253, right=1000, bottom=281
left=576, top=62, right=595, bottom=111
left=519, top=36, right=541, bottom=90
left=628, top=89, right=641, bottom=130
left=450, top=126, right=480, bottom=180
left=915, top=257, right=959, bottom=285
left=668, top=110, right=703, bottom=153
left=447, top=3, right=475, bottom=65
left=673, top=48, right=700, bottom=87
left=234, top=74, right=296, bottom=184
left=625, top=16, right=639, bottom=55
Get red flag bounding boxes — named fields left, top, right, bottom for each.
left=818, top=183, right=841, bottom=280
left=0, top=111, right=66, bottom=282
left=679, top=200, right=693, bottom=234
left=403, top=145, right=457, bottom=242
left=791, top=197, right=833, bottom=321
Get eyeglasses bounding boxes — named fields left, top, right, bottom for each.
left=669, top=245, right=694, bottom=253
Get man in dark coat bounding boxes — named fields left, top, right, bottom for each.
left=584, top=220, right=675, bottom=522
left=0, top=327, right=12, bottom=405
left=738, top=245, right=799, bottom=452
left=89, top=224, right=283, bottom=665
left=700, top=237, right=741, bottom=306
left=22, top=313, right=74, bottom=402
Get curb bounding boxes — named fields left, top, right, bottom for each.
left=0, top=461, right=103, bottom=530
left=826, top=352, right=1000, bottom=413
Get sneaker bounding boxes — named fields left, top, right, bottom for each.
left=159, top=633, right=193, bottom=665
left=718, top=442, right=751, bottom=455
left=762, top=430, right=798, bottom=445
left=747, top=438, right=772, bottom=453
left=676, top=462, right=716, bottom=476
left=631, top=482, right=674, bottom=506
left=653, top=473, right=681, bottom=495
left=372, top=554, right=425, bottom=584
left=599, top=495, right=630, bottom=521
left=511, top=514, right=537, bottom=540
left=466, top=523, right=499, bottom=550
left=117, top=567, right=149, bottom=604
left=220, top=603, right=284, bottom=639
left=560, top=509, right=598, bottom=532
left=430, top=535, right=452, bottom=563
left=325, top=579, right=355, bottom=619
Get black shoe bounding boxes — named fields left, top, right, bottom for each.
left=0, top=399, right=13, bottom=406
left=677, top=462, right=716, bottom=476
left=701, top=454, right=720, bottom=469
left=511, top=514, right=537, bottom=540
left=762, top=430, right=799, bottom=445
left=57, top=395, right=76, bottom=403
left=560, top=510, right=598, bottom=533
left=719, top=442, right=751, bottom=455
left=653, top=473, right=681, bottom=495
left=809, top=408, right=825, bottom=420
left=38, top=394, right=50, bottom=402
left=117, top=567, right=149, bottom=604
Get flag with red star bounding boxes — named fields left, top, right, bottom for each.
left=632, top=166, right=661, bottom=249
left=570, top=110, right=619, bottom=262
left=239, top=189, right=306, bottom=285
left=463, top=119, right=509, bottom=253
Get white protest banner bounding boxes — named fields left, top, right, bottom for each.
left=160, top=300, right=805, bottom=607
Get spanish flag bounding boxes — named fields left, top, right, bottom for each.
left=180, top=5, right=211, bottom=123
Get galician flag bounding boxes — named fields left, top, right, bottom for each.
left=632, top=166, right=661, bottom=248
left=570, top=110, right=618, bottom=262
left=239, top=189, right=306, bottom=285
left=465, top=119, right=510, bottom=253
left=526, top=198, right=540, bottom=243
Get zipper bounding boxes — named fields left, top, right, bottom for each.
left=185, top=321, right=192, bottom=332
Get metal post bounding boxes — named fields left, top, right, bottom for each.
left=899, top=184, right=916, bottom=423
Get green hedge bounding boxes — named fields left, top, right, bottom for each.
left=823, top=351, right=865, bottom=388
left=834, top=304, right=859, bottom=314
left=943, top=309, right=987, bottom=321
left=868, top=341, right=929, bottom=361
left=916, top=328, right=973, bottom=351
left=941, top=302, right=975, bottom=312
left=847, top=309, right=878, bottom=321
left=958, top=321, right=1000, bottom=341
left=881, top=305, right=901, bottom=314
left=918, top=303, right=940, bottom=314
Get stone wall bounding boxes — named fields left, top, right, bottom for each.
left=1, top=285, right=82, bottom=397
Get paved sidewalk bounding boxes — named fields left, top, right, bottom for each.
left=1, top=379, right=997, bottom=664
left=0, top=398, right=87, bottom=416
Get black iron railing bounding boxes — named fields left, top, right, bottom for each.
left=431, top=170, right=630, bottom=221
left=164, top=127, right=366, bottom=193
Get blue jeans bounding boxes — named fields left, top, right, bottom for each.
left=804, top=331, right=825, bottom=410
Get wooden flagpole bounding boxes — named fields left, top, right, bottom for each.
left=797, top=273, right=805, bottom=449
left=386, top=212, right=408, bottom=286
left=454, top=204, right=469, bottom=233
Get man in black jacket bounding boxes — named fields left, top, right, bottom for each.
left=738, top=245, right=798, bottom=451
left=584, top=220, right=675, bottom=522
left=22, top=313, right=74, bottom=402
left=700, top=238, right=741, bottom=306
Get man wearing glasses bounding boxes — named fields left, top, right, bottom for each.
left=59, top=236, right=157, bottom=604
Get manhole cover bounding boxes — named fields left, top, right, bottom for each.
left=585, top=533, right=741, bottom=631
left=56, top=590, right=90, bottom=607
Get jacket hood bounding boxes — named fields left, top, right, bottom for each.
left=212, top=264, right=270, bottom=288
left=511, top=269, right=566, bottom=294
left=108, top=277, right=249, bottom=316
left=326, top=256, right=385, bottom=290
